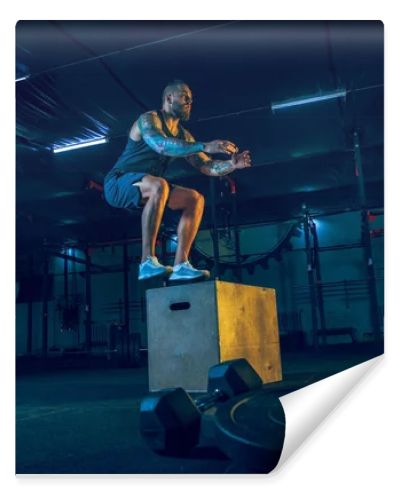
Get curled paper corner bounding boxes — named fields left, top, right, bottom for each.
left=274, top=355, right=383, bottom=471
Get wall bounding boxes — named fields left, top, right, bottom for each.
left=15, top=209, right=384, bottom=355
left=218, top=210, right=384, bottom=345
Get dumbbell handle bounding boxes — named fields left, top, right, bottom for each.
left=194, top=389, right=226, bottom=412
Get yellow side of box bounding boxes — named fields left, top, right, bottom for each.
left=215, top=281, right=282, bottom=383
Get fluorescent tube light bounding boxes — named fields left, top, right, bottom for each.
left=271, top=89, right=346, bottom=111
left=16, top=75, right=30, bottom=82
left=53, top=137, right=108, bottom=154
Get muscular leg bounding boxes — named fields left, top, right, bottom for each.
left=133, top=175, right=170, bottom=262
left=167, top=186, right=205, bottom=265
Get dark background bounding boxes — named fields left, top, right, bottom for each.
left=14, top=20, right=384, bottom=475
left=16, top=20, right=383, bottom=252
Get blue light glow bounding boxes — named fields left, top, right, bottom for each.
left=167, top=235, right=178, bottom=253
left=53, top=137, right=108, bottom=154
left=16, top=75, right=30, bottom=82
left=271, top=89, right=346, bottom=111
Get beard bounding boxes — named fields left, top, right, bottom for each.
left=172, top=102, right=191, bottom=121
left=181, top=110, right=190, bottom=122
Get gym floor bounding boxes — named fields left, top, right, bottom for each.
left=15, top=342, right=383, bottom=474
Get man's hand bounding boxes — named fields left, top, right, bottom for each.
left=232, top=150, right=252, bottom=169
left=204, top=140, right=238, bottom=155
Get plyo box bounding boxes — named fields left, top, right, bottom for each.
left=146, top=280, right=282, bottom=392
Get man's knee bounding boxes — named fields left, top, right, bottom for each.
left=188, top=190, right=204, bottom=210
left=194, top=191, right=205, bottom=209
left=150, top=177, right=169, bottom=199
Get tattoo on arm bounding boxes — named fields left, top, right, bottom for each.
left=184, top=129, right=235, bottom=176
left=187, top=155, right=236, bottom=176
left=139, top=113, right=204, bottom=157
left=206, top=160, right=236, bottom=176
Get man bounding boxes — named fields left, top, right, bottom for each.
left=104, top=80, right=251, bottom=281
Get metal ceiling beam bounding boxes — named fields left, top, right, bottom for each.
left=19, top=21, right=237, bottom=81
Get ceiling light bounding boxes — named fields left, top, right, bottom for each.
left=16, top=75, right=30, bottom=82
left=53, top=137, right=108, bottom=154
left=271, top=89, right=346, bottom=111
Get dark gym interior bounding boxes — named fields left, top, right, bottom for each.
left=15, top=20, right=383, bottom=474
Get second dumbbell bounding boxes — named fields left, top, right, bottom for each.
left=139, top=358, right=263, bottom=456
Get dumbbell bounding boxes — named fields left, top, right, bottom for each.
left=139, top=358, right=262, bottom=456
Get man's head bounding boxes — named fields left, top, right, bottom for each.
left=162, top=80, right=193, bottom=121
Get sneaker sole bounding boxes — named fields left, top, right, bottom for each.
left=138, top=269, right=171, bottom=281
left=168, top=274, right=210, bottom=282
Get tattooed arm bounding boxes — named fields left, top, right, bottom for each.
left=183, top=129, right=252, bottom=176
left=138, top=112, right=204, bottom=157
left=138, top=112, right=238, bottom=157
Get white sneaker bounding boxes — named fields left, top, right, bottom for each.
left=138, top=256, right=173, bottom=281
left=168, top=261, right=210, bottom=281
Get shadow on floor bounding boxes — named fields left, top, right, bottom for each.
left=16, top=342, right=383, bottom=474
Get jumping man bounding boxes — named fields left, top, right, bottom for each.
left=104, top=80, right=251, bottom=281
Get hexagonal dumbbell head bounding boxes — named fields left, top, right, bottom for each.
left=139, top=387, right=201, bottom=455
left=207, top=358, right=262, bottom=399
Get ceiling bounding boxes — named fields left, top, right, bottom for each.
left=16, top=20, right=384, bottom=252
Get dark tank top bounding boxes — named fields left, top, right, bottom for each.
left=106, top=110, right=186, bottom=180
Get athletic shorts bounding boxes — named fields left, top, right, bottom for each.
left=103, top=171, right=177, bottom=213
left=104, top=171, right=147, bottom=210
